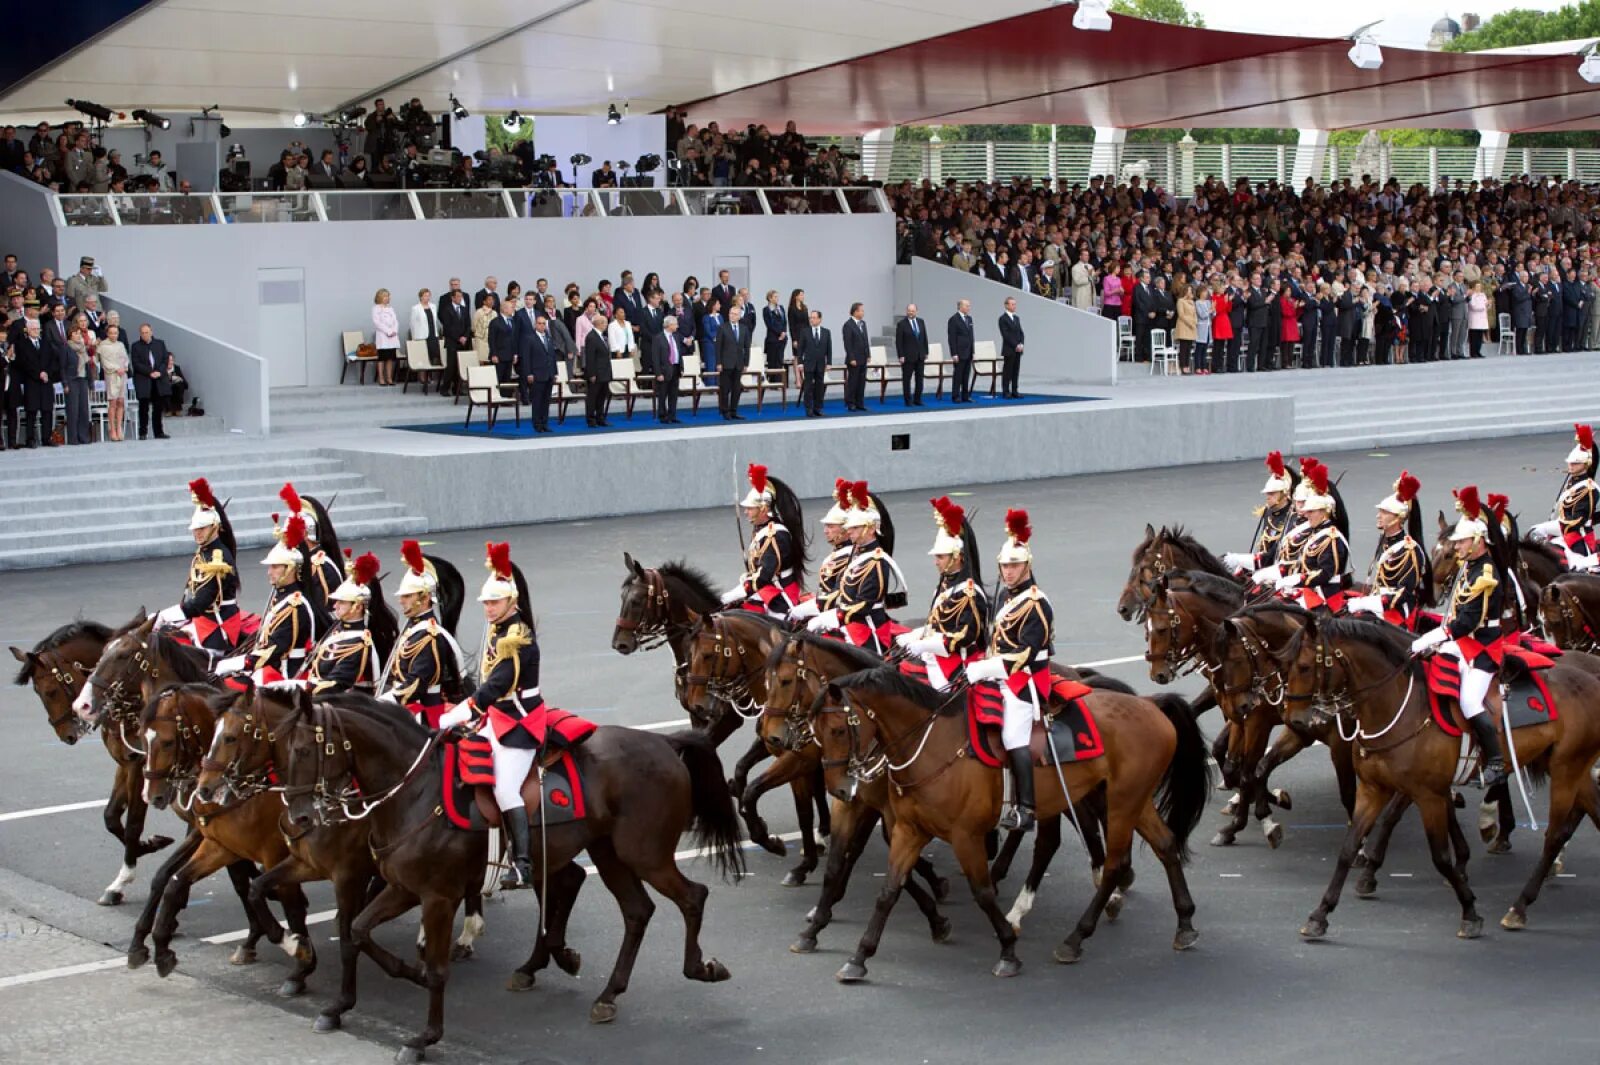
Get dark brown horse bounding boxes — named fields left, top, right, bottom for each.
left=801, top=635, right=1209, bottom=980
left=10, top=614, right=175, bottom=905
left=281, top=689, right=741, bottom=1059
left=1540, top=572, right=1600, bottom=653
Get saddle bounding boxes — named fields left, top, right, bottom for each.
left=968, top=677, right=1105, bottom=769
left=441, top=709, right=597, bottom=831
left=1423, top=647, right=1561, bottom=739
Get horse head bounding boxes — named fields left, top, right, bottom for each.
left=1430, top=510, right=1460, bottom=603
left=280, top=687, right=344, bottom=830
left=140, top=685, right=212, bottom=810
left=11, top=620, right=114, bottom=745
left=807, top=677, right=875, bottom=803
left=194, top=686, right=265, bottom=805
left=1144, top=575, right=1190, bottom=685
left=612, top=552, right=658, bottom=655
left=75, top=610, right=157, bottom=727
left=1117, top=523, right=1160, bottom=622
left=1278, top=612, right=1339, bottom=735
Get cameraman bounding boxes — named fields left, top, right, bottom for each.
left=363, top=99, right=400, bottom=161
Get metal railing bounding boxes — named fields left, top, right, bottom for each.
left=53, top=185, right=893, bottom=227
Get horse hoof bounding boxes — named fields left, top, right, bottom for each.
left=1173, top=928, right=1199, bottom=951
left=1221, top=797, right=1240, bottom=817
left=277, top=979, right=305, bottom=999
left=155, top=951, right=178, bottom=978
left=1450, top=791, right=1465, bottom=809
left=759, top=837, right=788, bottom=858
left=589, top=1001, right=619, bottom=1025
left=506, top=971, right=536, bottom=992
left=229, top=946, right=257, bottom=966
left=395, top=1046, right=425, bottom=1064
left=991, top=957, right=1022, bottom=978
left=97, top=890, right=124, bottom=907
left=1052, top=941, right=1082, bottom=965
left=554, top=948, right=581, bottom=976
left=835, top=961, right=868, bottom=983
left=1299, top=917, right=1328, bottom=941
left=127, top=946, right=150, bottom=970
left=781, top=870, right=806, bottom=887
left=1354, top=874, right=1378, bottom=899
left=1209, top=832, right=1235, bottom=847
left=1458, top=917, right=1484, bottom=940
left=314, top=1014, right=342, bottom=1033
left=931, top=917, right=953, bottom=944
left=1271, top=788, right=1292, bottom=811
left=1105, top=890, right=1125, bottom=923
left=449, top=944, right=474, bottom=962
left=1500, top=909, right=1527, bottom=931
left=1486, top=837, right=1512, bottom=855
left=790, top=936, right=818, bottom=955
left=1263, top=819, right=1284, bottom=849
left=702, top=959, right=731, bottom=982
left=1548, top=855, right=1565, bottom=878
left=1477, top=805, right=1497, bottom=842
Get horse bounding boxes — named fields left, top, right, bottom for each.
left=1280, top=611, right=1600, bottom=938
left=613, top=554, right=831, bottom=868
left=1118, top=522, right=1242, bottom=624
left=1540, top=573, right=1600, bottom=653
left=280, top=690, right=741, bottom=1058
left=10, top=614, right=175, bottom=905
left=801, top=634, right=1210, bottom=980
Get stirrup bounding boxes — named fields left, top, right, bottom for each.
left=501, top=859, right=534, bottom=890
left=1480, top=759, right=1509, bottom=791
left=999, top=805, right=1036, bottom=833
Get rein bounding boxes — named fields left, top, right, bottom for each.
left=1549, top=584, right=1600, bottom=652
left=1291, top=630, right=1428, bottom=753
left=199, top=705, right=281, bottom=802
left=1216, top=619, right=1286, bottom=712
left=1146, top=589, right=1217, bottom=681
left=685, top=614, right=765, bottom=719
left=816, top=665, right=969, bottom=796
left=615, top=569, right=693, bottom=652
left=283, top=701, right=444, bottom=828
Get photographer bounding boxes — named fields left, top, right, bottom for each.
left=362, top=99, right=400, bottom=161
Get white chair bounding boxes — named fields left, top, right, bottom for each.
left=608, top=358, right=641, bottom=419
left=972, top=338, right=1002, bottom=396
left=866, top=345, right=897, bottom=404
left=340, top=330, right=374, bottom=384
left=924, top=342, right=953, bottom=398
left=1117, top=316, right=1135, bottom=362
left=1497, top=312, right=1515, bottom=355
left=89, top=380, right=110, bottom=441
left=402, top=340, right=442, bottom=394
left=1149, top=329, right=1180, bottom=376
left=462, top=365, right=520, bottom=430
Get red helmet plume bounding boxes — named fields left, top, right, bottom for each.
left=189, top=477, right=217, bottom=508
left=833, top=478, right=851, bottom=509
left=401, top=539, right=426, bottom=576
left=1393, top=471, right=1420, bottom=505
left=1305, top=462, right=1331, bottom=496
left=747, top=463, right=769, bottom=496
left=1004, top=508, right=1032, bottom=544
left=1486, top=493, right=1510, bottom=521
left=1297, top=456, right=1319, bottom=477
left=1264, top=450, right=1286, bottom=478
left=850, top=481, right=871, bottom=510
left=278, top=482, right=303, bottom=516
left=351, top=551, right=380, bottom=586
left=1453, top=485, right=1483, bottom=521
left=486, top=541, right=513, bottom=579
left=282, top=515, right=306, bottom=552
left=1576, top=423, right=1595, bottom=453
left=931, top=496, right=965, bottom=536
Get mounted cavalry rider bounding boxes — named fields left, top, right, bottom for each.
left=722, top=464, right=807, bottom=618
left=439, top=543, right=543, bottom=890
left=278, top=483, right=344, bottom=604
left=1410, top=486, right=1509, bottom=789
left=806, top=481, right=908, bottom=653
left=1276, top=460, right=1352, bottom=612
left=1223, top=450, right=1298, bottom=575
left=1528, top=423, right=1597, bottom=572
left=1346, top=471, right=1431, bottom=629
left=218, top=513, right=321, bottom=686
left=965, top=510, right=1053, bottom=833
left=893, top=496, right=989, bottom=691
left=1251, top=456, right=1321, bottom=591
left=378, top=539, right=466, bottom=729
left=790, top=479, right=854, bottom=622
left=155, top=477, right=243, bottom=661
left=302, top=550, right=397, bottom=695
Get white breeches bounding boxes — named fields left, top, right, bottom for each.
left=1440, top=641, right=1494, bottom=720
left=920, top=652, right=952, bottom=692
left=1000, top=684, right=1037, bottom=751
left=484, top=725, right=537, bottom=812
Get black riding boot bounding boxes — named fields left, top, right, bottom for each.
left=999, top=748, right=1036, bottom=833
left=500, top=807, right=534, bottom=890
left=1468, top=714, right=1508, bottom=791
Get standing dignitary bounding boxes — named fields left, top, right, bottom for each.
left=718, top=305, right=750, bottom=420
left=997, top=296, right=1025, bottom=399
left=651, top=315, right=685, bottom=423
left=581, top=309, right=613, bottom=427
left=948, top=298, right=976, bottom=403
left=515, top=297, right=557, bottom=433
left=842, top=302, right=870, bottom=412
left=14, top=320, right=54, bottom=446
left=895, top=302, right=928, bottom=406
left=799, top=309, right=831, bottom=418
left=129, top=322, right=172, bottom=439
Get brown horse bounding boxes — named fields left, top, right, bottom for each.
left=1281, top=612, right=1600, bottom=938
left=280, top=689, right=740, bottom=1059
left=1540, top=572, right=1600, bottom=653
left=799, top=634, right=1209, bottom=980
left=10, top=614, right=175, bottom=905
left=613, top=555, right=831, bottom=870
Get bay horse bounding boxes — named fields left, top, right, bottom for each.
left=1280, top=612, right=1600, bottom=938
left=280, top=690, right=741, bottom=1059
left=1540, top=572, right=1600, bottom=653
left=10, top=614, right=175, bottom=905
left=801, top=634, right=1210, bottom=980
left=613, top=554, right=831, bottom=870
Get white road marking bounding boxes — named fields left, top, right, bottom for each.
left=1074, top=654, right=1145, bottom=669
left=1218, top=873, right=1243, bottom=878
left=1389, top=873, right=1413, bottom=878
left=0, top=957, right=126, bottom=988
left=0, top=800, right=105, bottom=823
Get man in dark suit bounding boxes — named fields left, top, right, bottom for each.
left=615, top=276, right=646, bottom=350
left=894, top=303, right=929, bottom=407
left=842, top=302, right=870, bottom=412
left=947, top=299, right=976, bottom=403
left=128, top=323, right=172, bottom=440
left=710, top=270, right=736, bottom=318
left=437, top=281, right=472, bottom=397
left=1532, top=273, right=1554, bottom=354
left=651, top=316, right=686, bottom=423
left=514, top=296, right=557, bottom=432
left=997, top=296, right=1025, bottom=399
left=581, top=310, right=613, bottom=427
left=1336, top=285, right=1359, bottom=367
left=1509, top=270, right=1534, bottom=354
left=42, top=301, right=72, bottom=383
left=474, top=276, right=500, bottom=315
left=1130, top=270, right=1155, bottom=362
left=0, top=330, right=18, bottom=449
left=1561, top=273, right=1586, bottom=352
left=717, top=306, right=749, bottom=420
left=14, top=320, right=53, bottom=447
left=487, top=301, right=517, bottom=384
left=1245, top=275, right=1270, bottom=372
left=640, top=291, right=666, bottom=350
left=1225, top=280, right=1247, bottom=372
left=798, top=309, right=831, bottom=417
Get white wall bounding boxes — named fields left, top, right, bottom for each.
left=904, top=258, right=1118, bottom=385
left=55, top=211, right=898, bottom=390
left=534, top=115, right=666, bottom=187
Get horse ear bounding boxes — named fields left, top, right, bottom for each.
left=9, top=646, right=29, bottom=665
left=1145, top=522, right=1156, bottom=540
left=1437, top=510, right=1448, bottom=533
left=136, top=614, right=157, bottom=637
left=624, top=551, right=642, bottom=577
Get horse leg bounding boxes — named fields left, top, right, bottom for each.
left=1354, top=794, right=1412, bottom=898
left=783, top=774, right=821, bottom=887
left=1054, top=787, right=1145, bottom=965
left=639, top=862, right=729, bottom=986
left=1125, top=797, right=1201, bottom=953
left=395, top=894, right=456, bottom=1064
left=351, top=882, right=426, bottom=986
left=586, top=839, right=656, bottom=1024
left=1005, top=814, right=1061, bottom=933
left=97, top=768, right=135, bottom=906
left=1301, top=781, right=1393, bottom=941
left=811, top=765, right=832, bottom=839
left=729, top=734, right=766, bottom=800
left=127, top=829, right=199, bottom=968
left=1329, top=735, right=1359, bottom=819
left=247, top=858, right=319, bottom=997
left=1415, top=791, right=1483, bottom=939
left=1486, top=789, right=1517, bottom=854
left=1502, top=773, right=1588, bottom=930
left=228, top=858, right=284, bottom=959
left=509, top=860, right=587, bottom=989
left=313, top=871, right=373, bottom=1033
left=837, top=822, right=929, bottom=983
left=1214, top=713, right=1270, bottom=846
left=792, top=800, right=878, bottom=953
left=950, top=827, right=1024, bottom=978
left=452, top=887, right=486, bottom=961
left=1212, top=721, right=1237, bottom=790
left=703, top=701, right=745, bottom=749
left=151, top=840, right=235, bottom=978
left=989, top=827, right=1025, bottom=883
left=739, top=751, right=809, bottom=858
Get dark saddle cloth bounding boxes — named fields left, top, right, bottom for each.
left=968, top=677, right=1106, bottom=769
left=1423, top=648, right=1560, bottom=739
left=442, top=709, right=597, bottom=830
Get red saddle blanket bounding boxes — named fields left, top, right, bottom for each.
left=441, top=710, right=596, bottom=830
left=1423, top=650, right=1560, bottom=739
left=967, top=677, right=1105, bottom=768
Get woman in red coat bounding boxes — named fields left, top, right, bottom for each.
left=1210, top=284, right=1234, bottom=374
left=1279, top=288, right=1301, bottom=368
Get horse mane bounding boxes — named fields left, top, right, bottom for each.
left=320, top=690, right=432, bottom=738
left=149, top=631, right=215, bottom=684
left=1158, top=525, right=1233, bottom=579
left=14, top=619, right=114, bottom=684
left=657, top=560, right=722, bottom=614
left=1165, top=570, right=1245, bottom=607
left=1291, top=613, right=1414, bottom=668
left=1519, top=535, right=1564, bottom=568
left=766, top=630, right=883, bottom=673
left=832, top=665, right=955, bottom=715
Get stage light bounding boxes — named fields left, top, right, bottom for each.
left=607, top=103, right=622, bottom=125
left=449, top=94, right=469, bottom=120
left=66, top=98, right=116, bottom=123
left=1347, top=35, right=1383, bottom=70
left=1072, top=0, right=1112, bottom=32
left=292, top=112, right=310, bottom=128
left=1580, top=49, right=1600, bottom=84
left=132, top=109, right=171, bottom=130
left=502, top=110, right=525, bottom=133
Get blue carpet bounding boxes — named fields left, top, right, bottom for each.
left=391, top=389, right=1096, bottom=439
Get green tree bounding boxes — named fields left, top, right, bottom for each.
left=1444, top=0, right=1600, bottom=51
left=484, top=115, right=534, bottom=154
left=1109, top=0, right=1204, bottom=27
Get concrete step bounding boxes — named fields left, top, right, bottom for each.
left=0, top=486, right=392, bottom=535
left=0, top=501, right=422, bottom=555
left=1299, top=414, right=1592, bottom=453
left=1297, top=397, right=1600, bottom=431
left=0, top=460, right=349, bottom=498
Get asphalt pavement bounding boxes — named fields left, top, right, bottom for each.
left=1, top=432, right=1596, bottom=1065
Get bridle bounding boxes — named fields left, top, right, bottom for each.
left=85, top=635, right=162, bottom=737
left=1546, top=583, right=1600, bottom=652
left=1123, top=541, right=1172, bottom=623
left=683, top=615, right=764, bottom=719
left=1283, top=627, right=1422, bottom=751
left=811, top=657, right=968, bottom=796
left=1215, top=619, right=1287, bottom=714
left=141, top=691, right=209, bottom=811
left=198, top=701, right=281, bottom=804
left=614, top=568, right=683, bottom=653
left=1145, top=587, right=1214, bottom=681
left=32, top=653, right=96, bottom=738
left=280, top=700, right=442, bottom=829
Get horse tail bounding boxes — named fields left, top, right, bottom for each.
left=1149, top=692, right=1213, bottom=863
left=663, top=729, right=746, bottom=882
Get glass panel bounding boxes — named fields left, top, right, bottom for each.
left=679, top=188, right=765, bottom=216
left=413, top=189, right=506, bottom=220
left=216, top=192, right=320, bottom=223
left=321, top=191, right=417, bottom=222
left=112, top=193, right=216, bottom=225
left=839, top=188, right=884, bottom=214
left=512, top=189, right=600, bottom=218
left=602, top=188, right=684, bottom=217
left=765, top=189, right=848, bottom=216
left=59, top=195, right=115, bottom=226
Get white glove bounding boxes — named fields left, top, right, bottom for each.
left=1222, top=551, right=1254, bottom=572
left=1410, top=627, right=1448, bottom=655
left=1251, top=564, right=1282, bottom=586
left=1345, top=594, right=1383, bottom=616
left=215, top=655, right=246, bottom=675
left=720, top=585, right=746, bottom=605
left=894, top=627, right=924, bottom=649
left=1529, top=519, right=1560, bottom=541
left=965, top=657, right=1007, bottom=682
left=1273, top=572, right=1303, bottom=592
left=436, top=700, right=476, bottom=729
left=788, top=598, right=819, bottom=620
left=806, top=609, right=840, bottom=633
left=1568, top=550, right=1598, bottom=572
left=908, top=636, right=947, bottom=658
left=156, top=604, right=187, bottom=627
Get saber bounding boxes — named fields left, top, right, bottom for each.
left=1499, top=691, right=1539, bottom=832
left=731, top=451, right=746, bottom=556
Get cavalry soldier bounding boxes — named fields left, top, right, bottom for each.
left=439, top=543, right=542, bottom=890
left=807, top=481, right=907, bottom=653
left=721, top=464, right=806, bottom=617
left=156, top=477, right=244, bottom=660
left=1529, top=423, right=1597, bottom=571
left=279, top=483, right=344, bottom=604
left=1277, top=461, right=1351, bottom=612
left=303, top=550, right=394, bottom=695
left=379, top=539, right=466, bottom=729
left=790, top=479, right=854, bottom=621
left=965, top=510, right=1052, bottom=832
left=219, top=514, right=319, bottom=685
left=1411, top=486, right=1509, bottom=788
left=1347, top=471, right=1430, bottom=628
left=894, top=496, right=988, bottom=690
left=1253, top=456, right=1321, bottom=590
left=1224, top=451, right=1297, bottom=574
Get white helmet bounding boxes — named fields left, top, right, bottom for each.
left=395, top=540, right=438, bottom=597
left=1376, top=470, right=1420, bottom=517
left=928, top=496, right=966, bottom=556
left=1566, top=423, right=1594, bottom=466
left=996, top=509, right=1033, bottom=564
left=188, top=477, right=221, bottom=530
left=739, top=463, right=775, bottom=509
left=261, top=513, right=306, bottom=568
left=1449, top=485, right=1488, bottom=542
left=821, top=478, right=851, bottom=526
left=478, top=542, right=519, bottom=602
left=1260, top=450, right=1292, bottom=495
left=842, top=481, right=880, bottom=530
left=329, top=551, right=379, bottom=603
